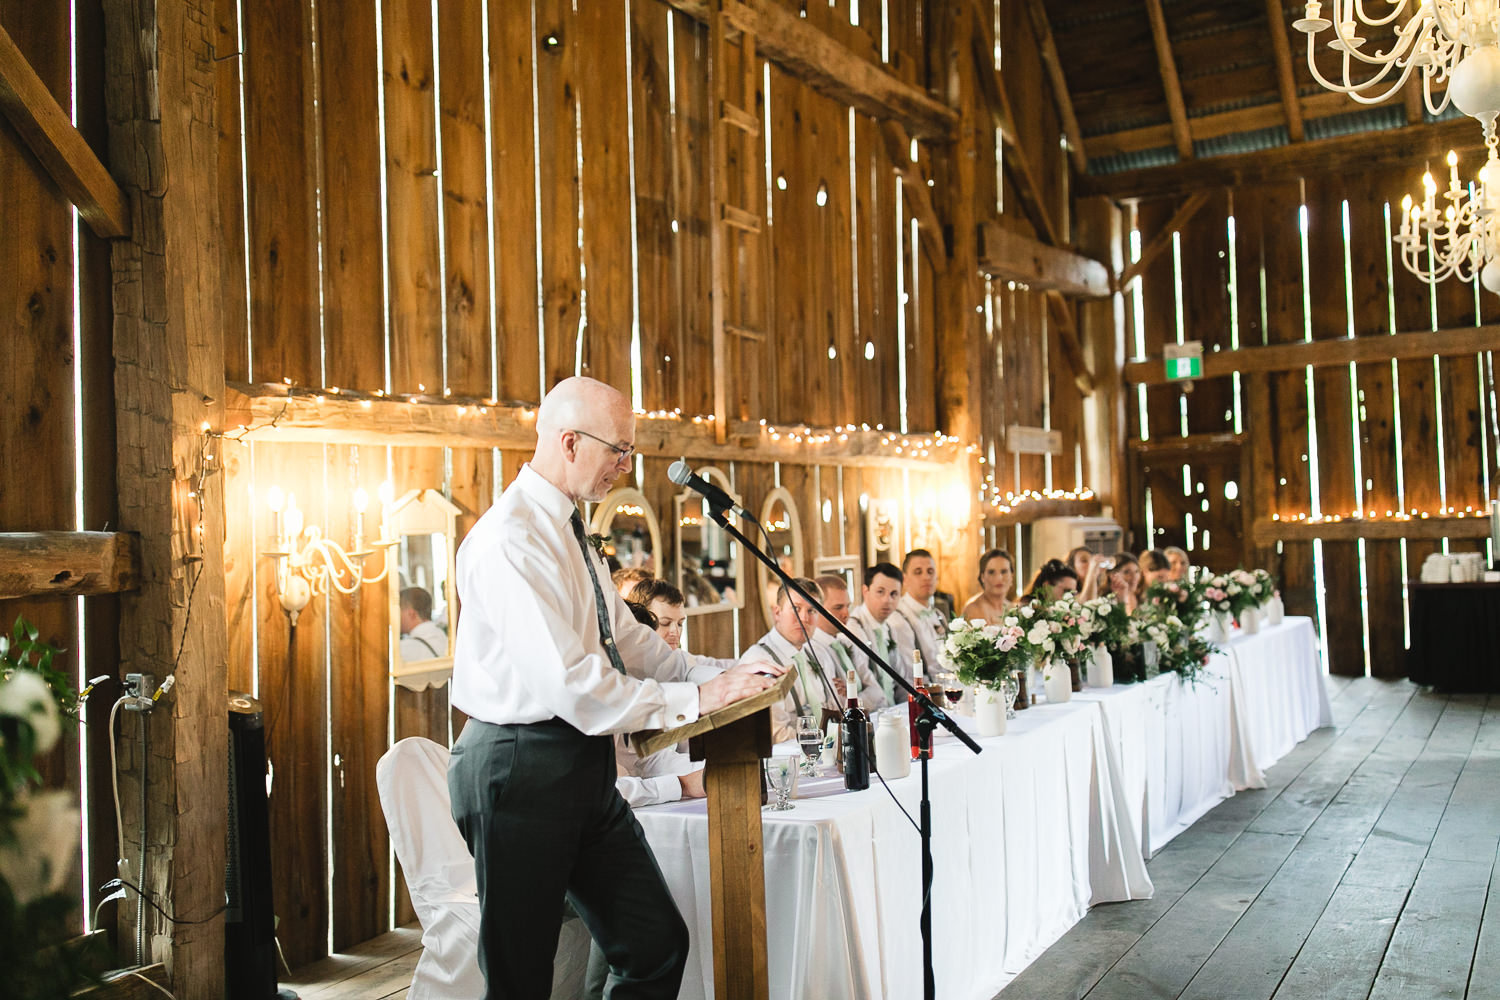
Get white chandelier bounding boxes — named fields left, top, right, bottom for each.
left=1394, top=144, right=1500, bottom=292
left=1293, top=2, right=1500, bottom=138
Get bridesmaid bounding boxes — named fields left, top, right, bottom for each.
left=961, top=548, right=1017, bottom=624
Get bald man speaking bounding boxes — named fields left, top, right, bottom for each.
left=448, top=377, right=783, bottom=998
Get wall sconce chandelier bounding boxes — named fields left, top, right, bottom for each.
left=1293, top=2, right=1500, bottom=139
left=1395, top=145, right=1500, bottom=293
left=263, top=484, right=397, bottom=624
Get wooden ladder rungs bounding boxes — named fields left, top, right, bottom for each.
left=720, top=101, right=760, bottom=136
left=721, top=204, right=762, bottom=234
left=724, top=322, right=766, bottom=343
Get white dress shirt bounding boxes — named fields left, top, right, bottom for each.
left=848, top=604, right=912, bottom=704
left=400, top=618, right=448, bottom=662
left=737, top=629, right=827, bottom=743
left=894, top=593, right=944, bottom=675
left=451, top=464, right=717, bottom=734
left=808, top=629, right=889, bottom=712
left=614, top=737, right=702, bottom=808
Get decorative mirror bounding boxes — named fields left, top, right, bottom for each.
left=757, top=487, right=803, bottom=628
left=866, top=497, right=900, bottom=568
left=386, top=488, right=463, bottom=691
left=674, top=465, right=743, bottom=613
left=812, top=554, right=861, bottom=595
left=589, top=488, right=662, bottom=576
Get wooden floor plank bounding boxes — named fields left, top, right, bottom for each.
left=1465, top=831, right=1500, bottom=1000
left=1368, top=856, right=1492, bottom=1000
left=283, top=924, right=422, bottom=998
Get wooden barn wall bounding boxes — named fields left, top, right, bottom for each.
left=1127, top=171, right=1497, bottom=680
left=211, top=0, right=1073, bottom=966
left=0, top=0, right=119, bottom=935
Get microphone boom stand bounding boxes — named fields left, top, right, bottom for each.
left=704, top=500, right=978, bottom=1000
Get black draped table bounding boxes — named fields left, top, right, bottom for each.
left=1406, top=581, right=1500, bottom=691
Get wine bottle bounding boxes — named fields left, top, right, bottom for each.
left=841, top=669, right=870, bottom=791
left=908, top=650, right=932, bottom=760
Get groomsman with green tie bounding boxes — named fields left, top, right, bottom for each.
left=848, top=562, right=912, bottom=704
left=810, top=573, right=889, bottom=714
left=736, top=577, right=835, bottom=742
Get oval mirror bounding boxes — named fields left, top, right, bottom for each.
left=674, top=465, right=743, bottom=613
left=387, top=488, right=463, bottom=691
left=589, top=487, right=662, bottom=577
left=758, top=487, right=803, bottom=629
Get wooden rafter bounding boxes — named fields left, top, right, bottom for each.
left=1079, top=115, right=1484, bottom=200
left=1144, top=0, right=1193, bottom=161
left=1085, top=89, right=1403, bottom=161
left=1252, top=515, right=1490, bottom=543
left=223, top=384, right=961, bottom=470
left=1022, top=0, right=1087, bottom=174
left=659, top=0, right=957, bottom=140
left=879, top=121, right=947, bottom=264
left=1116, top=191, right=1209, bottom=290
left=1264, top=0, right=1305, bottom=142
left=0, top=23, right=129, bottom=238
left=977, top=222, right=1110, bottom=298
left=966, top=0, right=1060, bottom=245
left=1124, top=321, right=1500, bottom=385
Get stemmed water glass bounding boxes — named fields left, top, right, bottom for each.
left=797, top=714, right=823, bottom=775
left=763, top=755, right=796, bottom=811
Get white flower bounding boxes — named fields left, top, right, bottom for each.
left=1027, top=622, right=1050, bottom=646
left=1003, top=616, right=1019, bottom=628
left=948, top=618, right=969, bottom=633
left=1019, top=605, right=1035, bottom=619
left=0, top=670, right=60, bottom=753
left=969, top=618, right=988, bottom=629
left=0, top=790, right=79, bottom=904
left=982, top=624, right=1002, bottom=639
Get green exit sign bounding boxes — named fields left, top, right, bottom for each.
left=1166, top=355, right=1202, bottom=379
left=1163, top=341, right=1204, bottom=381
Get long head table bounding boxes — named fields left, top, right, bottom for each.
left=626, top=616, right=1330, bottom=1000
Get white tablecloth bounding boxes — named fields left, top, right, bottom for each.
left=636, top=699, right=1152, bottom=1000
left=628, top=616, right=1328, bottom=999
left=1223, top=617, right=1333, bottom=774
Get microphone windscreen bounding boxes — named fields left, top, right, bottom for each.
left=667, top=459, right=693, bottom=486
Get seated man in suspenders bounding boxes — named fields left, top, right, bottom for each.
left=736, top=577, right=838, bottom=743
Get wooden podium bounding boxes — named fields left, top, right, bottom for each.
left=631, top=669, right=797, bottom=1000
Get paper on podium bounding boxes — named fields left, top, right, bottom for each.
left=630, top=668, right=797, bottom=757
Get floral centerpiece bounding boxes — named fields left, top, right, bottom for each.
left=944, top=616, right=1030, bottom=690
left=945, top=613, right=1042, bottom=732
left=1135, top=600, right=1217, bottom=682
left=0, top=618, right=105, bottom=997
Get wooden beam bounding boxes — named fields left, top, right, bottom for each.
left=1080, top=115, right=1485, bottom=201
left=1252, top=514, right=1490, bottom=544
left=967, top=0, right=1060, bottom=245
left=977, top=222, right=1111, bottom=298
left=0, top=22, right=129, bottom=238
left=880, top=120, right=947, bottom=263
left=984, top=497, right=1102, bottom=528
left=1044, top=291, right=1095, bottom=395
left=659, top=0, right=957, bottom=140
left=1085, top=89, right=1408, bottom=161
left=223, top=384, right=962, bottom=470
left=1125, top=322, right=1500, bottom=385
left=1023, top=0, right=1087, bottom=174
left=0, top=532, right=140, bottom=600
left=1117, top=191, right=1209, bottom=290
left=1143, top=0, right=1192, bottom=160
left=1264, top=0, right=1305, bottom=142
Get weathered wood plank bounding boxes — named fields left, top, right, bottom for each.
left=382, top=0, right=444, bottom=395
left=436, top=0, right=492, bottom=399
left=0, top=531, right=139, bottom=599
left=978, top=222, right=1111, bottom=298
left=318, top=0, right=386, bottom=392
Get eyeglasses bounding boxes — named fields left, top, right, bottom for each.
left=570, top=428, right=635, bottom=466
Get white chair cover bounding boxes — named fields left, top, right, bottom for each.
left=376, top=736, right=588, bottom=999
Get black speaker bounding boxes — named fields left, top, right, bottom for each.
left=226, top=692, right=278, bottom=1000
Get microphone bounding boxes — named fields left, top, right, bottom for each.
left=667, top=460, right=752, bottom=520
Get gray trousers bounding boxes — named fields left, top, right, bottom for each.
left=448, top=718, right=689, bottom=999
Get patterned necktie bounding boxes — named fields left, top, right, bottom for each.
left=569, top=509, right=626, bottom=675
